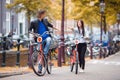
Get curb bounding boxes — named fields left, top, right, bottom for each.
left=0, top=71, right=30, bottom=78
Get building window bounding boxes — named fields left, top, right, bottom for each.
left=20, top=23, right=23, bottom=34
left=6, top=0, right=10, bottom=4
left=6, top=12, right=10, bottom=21
left=6, top=12, right=10, bottom=33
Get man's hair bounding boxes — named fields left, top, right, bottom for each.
left=37, top=10, right=46, bottom=18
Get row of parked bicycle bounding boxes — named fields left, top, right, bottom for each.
left=64, top=35, right=120, bottom=59
left=0, top=33, right=120, bottom=59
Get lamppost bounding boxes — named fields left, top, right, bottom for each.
left=58, top=0, right=65, bottom=67
left=117, top=13, right=120, bottom=35
left=89, top=1, right=95, bottom=59
left=99, top=0, right=105, bottom=58
left=61, top=0, right=65, bottom=63
left=103, top=15, right=106, bottom=34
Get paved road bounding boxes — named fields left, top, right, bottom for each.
left=1, top=52, right=120, bottom=80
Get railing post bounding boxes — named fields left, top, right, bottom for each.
left=58, top=42, right=62, bottom=67
left=1, top=36, right=6, bottom=67
left=28, top=44, right=33, bottom=68
left=90, top=43, right=93, bottom=59
left=16, top=39, right=20, bottom=66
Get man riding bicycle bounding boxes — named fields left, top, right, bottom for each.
left=29, top=10, right=58, bottom=73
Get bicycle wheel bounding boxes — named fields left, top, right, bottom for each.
left=70, top=63, right=74, bottom=72
left=75, top=52, right=79, bottom=74
left=70, top=55, right=75, bottom=72
left=31, top=50, right=47, bottom=76
left=47, top=51, right=52, bottom=74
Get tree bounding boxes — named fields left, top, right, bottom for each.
left=71, top=0, right=120, bottom=26
left=49, top=0, right=62, bottom=20
left=49, top=0, right=74, bottom=20
left=6, top=0, right=51, bottom=35
left=105, top=0, right=120, bottom=24
left=71, top=0, right=100, bottom=25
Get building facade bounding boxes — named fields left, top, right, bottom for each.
left=0, top=0, right=27, bottom=36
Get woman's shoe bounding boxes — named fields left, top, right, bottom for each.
left=80, top=69, right=84, bottom=73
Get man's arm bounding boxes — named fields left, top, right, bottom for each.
left=44, top=18, right=59, bottom=30
left=67, top=27, right=74, bottom=31
left=29, top=21, right=34, bottom=32
left=44, top=18, right=53, bottom=28
left=29, top=22, right=34, bottom=31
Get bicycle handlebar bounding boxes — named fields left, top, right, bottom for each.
left=29, top=31, right=51, bottom=37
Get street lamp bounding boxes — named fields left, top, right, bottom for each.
left=100, top=0, right=105, bottom=13
left=89, top=1, right=95, bottom=59
left=99, top=0, right=105, bottom=58
left=61, top=0, right=65, bottom=63
left=58, top=0, right=65, bottom=67
left=117, top=13, right=120, bottom=35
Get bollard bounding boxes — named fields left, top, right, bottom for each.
left=90, top=44, right=93, bottom=59
left=28, top=44, right=33, bottom=68
left=16, top=39, right=20, bottom=66
left=99, top=46, right=102, bottom=59
left=1, top=36, right=6, bottom=67
left=58, top=42, right=62, bottom=67
left=61, top=45, right=65, bottom=63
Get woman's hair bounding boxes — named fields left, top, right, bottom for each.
left=77, top=20, right=85, bottom=36
left=37, top=10, right=46, bottom=18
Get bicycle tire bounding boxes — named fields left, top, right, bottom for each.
left=46, top=51, right=52, bottom=74
left=75, top=62, right=78, bottom=74
left=70, top=63, right=74, bottom=72
left=31, top=50, right=47, bottom=76
left=75, top=52, right=79, bottom=74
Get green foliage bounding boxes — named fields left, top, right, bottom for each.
left=71, top=0, right=120, bottom=25
left=49, top=0, right=74, bottom=20
left=6, top=0, right=120, bottom=26
left=6, top=0, right=51, bottom=21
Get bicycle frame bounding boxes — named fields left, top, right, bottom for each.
left=70, top=42, right=79, bottom=74
left=30, top=31, right=53, bottom=76
left=70, top=40, right=79, bottom=64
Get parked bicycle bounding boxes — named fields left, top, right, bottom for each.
left=29, top=31, right=53, bottom=76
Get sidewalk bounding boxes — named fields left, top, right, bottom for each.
left=0, top=67, right=31, bottom=78
left=1, top=51, right=120, bottom=80
left=0, top=51, right=120, bottom=80
left=0, top=56, right=91, bottom=78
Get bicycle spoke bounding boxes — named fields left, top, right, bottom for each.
left=31, top=51, right=47, bottom=76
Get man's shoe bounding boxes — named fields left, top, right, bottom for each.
left=38, top=64, right=42, bottom=73
left=38, top=70, right=42, bottom=74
